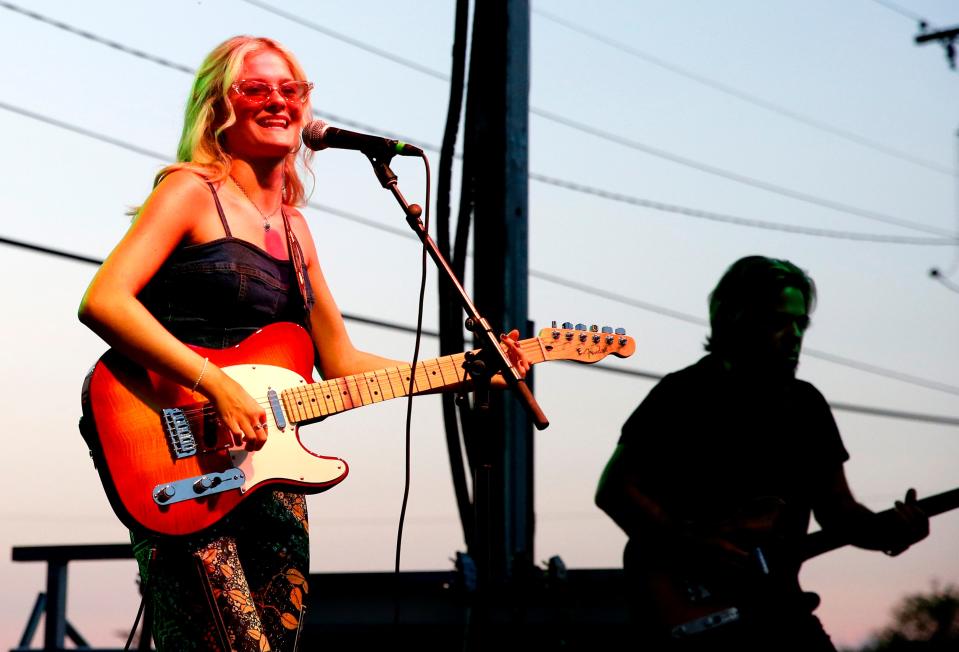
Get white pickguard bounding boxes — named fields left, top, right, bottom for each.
left=220, top=364, right=348, bottom=492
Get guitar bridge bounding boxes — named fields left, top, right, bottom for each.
left=162, top=408, right=197, bottom=459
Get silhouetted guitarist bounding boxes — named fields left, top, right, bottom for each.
left=596, top=256, right=928, bottom=651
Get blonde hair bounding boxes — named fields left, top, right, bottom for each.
left=146, top=36, right=314, bottom=210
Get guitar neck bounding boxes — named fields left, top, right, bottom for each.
left=801, top=487, right=959, bottom=561
left=280, top=337, right=548, bottom=424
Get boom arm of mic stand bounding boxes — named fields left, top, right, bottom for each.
left=364, top=152, right=549, bottom=430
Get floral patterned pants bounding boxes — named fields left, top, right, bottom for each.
left=132, top=491, right=310, bottom=651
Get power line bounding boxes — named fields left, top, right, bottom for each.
left=238, top=0, right=448, bottom=82
left=241, top=0, right=956, bottom=236
left=0, top=0, right=193, bottom=74
left=0, top=24, right=956, bottom=394
left=532, top=107, right=955, bottom=238
left=6, top=95, right=952, bottom=248
left=6, top=98, right=950, bottom=246
left=3, top=233, right=959, bottom=425
left=532, top=5, right=957, bottom=179
left=529, top=172, right=957, bottom=245
left=531, top=271, right=959, bottom=398
left=3, top=100, right=958, bottom=393
left=3, top=1, right=951, bottom=241
left=0, top=234, right=435, bottom=338
left=868, top=0, right=929, bottom=25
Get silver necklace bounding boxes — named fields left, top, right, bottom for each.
left=230, top=175, right=281, bottom=232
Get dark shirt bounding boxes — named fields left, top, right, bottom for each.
left=619, top=354, right=849, bottom=560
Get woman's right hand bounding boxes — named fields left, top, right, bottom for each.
left=203, top=366, right=269, bottom=451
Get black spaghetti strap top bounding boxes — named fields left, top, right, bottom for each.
left=139, top=183, right=313, bottom=348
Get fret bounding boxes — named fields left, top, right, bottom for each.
left=280, top=389, right=298, bottom=422
left=334, top=377, right=355, bottom=411
left=412, top=364, right=432, bottom=393
left=345, top=375, right=366, bottom=407
left=372, top=369, right=395, bottom=400
left=362, top=371, right=384, bottom=403
left=437, top=355, right=463, bottom=386
left=421, top=358, right=444, bottom=390
left=304, top=385, right=327, bottom=417
left=531, top=339, right=548, bottom=364
left=315, top=380, right=337, bottom=416
left=386, top=366, right=410, bottom=398
left=329, top=378, right=347, bottom=412
left=282, top=387, right=305, bottom=422
left=296, top=385, right=319, bottom=420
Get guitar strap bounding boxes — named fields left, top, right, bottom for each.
left=281, top=209, right=315, bottom=331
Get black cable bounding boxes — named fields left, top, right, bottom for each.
left=123, top=596, right=146, bottom=650
left=531, top=5, right=956, bottom=179
left=394, top=154, right=433, bottom=621
left=436, top=0, right=474, bottom=551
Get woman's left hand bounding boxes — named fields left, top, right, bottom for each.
left=500, top=329, right=530, bottom=379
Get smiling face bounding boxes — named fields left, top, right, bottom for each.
left=222, top=49, right=307, bottom=161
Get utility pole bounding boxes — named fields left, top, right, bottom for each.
left=462, top=0, right=533, bottom=589
left=915, top=23, right=959, bottom=69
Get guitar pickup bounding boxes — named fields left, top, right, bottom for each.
left=152, top=469, right=246, bottom=505
left=267, top=388, right=286, bottom=430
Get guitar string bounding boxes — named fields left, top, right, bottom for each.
left=170, top=339, right=554, bottom=420
left=167, top=336, right=605, bottom=422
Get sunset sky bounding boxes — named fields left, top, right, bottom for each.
left=1, top=1, right=957, bottom=648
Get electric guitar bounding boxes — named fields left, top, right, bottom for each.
left=80, top=322, right=635, bottom=537
left=630, top=487, right=959, bottom=640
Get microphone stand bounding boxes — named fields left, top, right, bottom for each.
left=365, top=150, right=546, bottom=647
left=363, top=149, right=549, bottom=430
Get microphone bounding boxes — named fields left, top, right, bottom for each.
left=301, top=120, right=423, bottom=157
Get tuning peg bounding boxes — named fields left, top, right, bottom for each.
left=562, top=321, right=574, bottom=330
left=579, top=331, right=588, bottom=342
left=589, top=324, right=599, bottom=332
left=551, top=320, right=557, bottom=328
left=575, top=323, right=586, bottom=331
left=615, top=327, right=627, bottom=345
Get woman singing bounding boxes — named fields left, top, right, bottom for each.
left=79, top=35, right=527, bottom=651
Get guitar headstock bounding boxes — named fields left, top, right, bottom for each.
left=536, top=322, right=636, bottom=363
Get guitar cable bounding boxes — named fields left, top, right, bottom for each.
left=392, top=153, right=432, bottom=626
left=123, top=546, right=156, bottom=651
